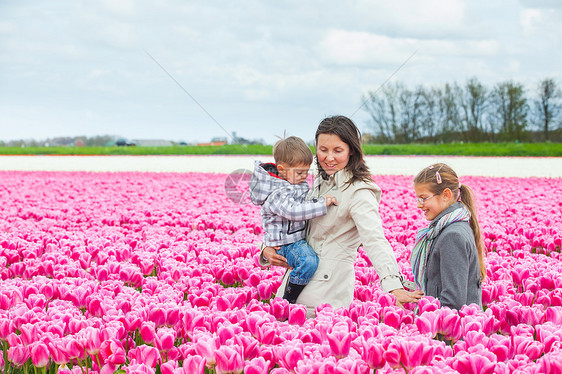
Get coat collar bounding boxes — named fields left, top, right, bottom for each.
left=313, top=168, right=353, bottom=191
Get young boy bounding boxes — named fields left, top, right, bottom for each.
left=250, top=136, right=337, bottom=303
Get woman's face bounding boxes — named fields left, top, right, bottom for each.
left=316, top=133, right=350, bottom=175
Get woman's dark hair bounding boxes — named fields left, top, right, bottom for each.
left=314, top=115, right=372, bottom=185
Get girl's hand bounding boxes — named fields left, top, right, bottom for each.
left=263, top=246, right=292, bottom=269
left=390, top=288, right=424, bottom=308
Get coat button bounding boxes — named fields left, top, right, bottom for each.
left=324, top=274, right=328, bottom=279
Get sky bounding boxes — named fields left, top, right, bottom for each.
left=1, top=1, right=561, bottom=145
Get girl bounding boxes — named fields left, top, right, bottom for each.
left=411, top=163, right=486, bottom=310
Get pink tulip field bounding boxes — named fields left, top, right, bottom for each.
left=0, top=170, right=561, bottom=374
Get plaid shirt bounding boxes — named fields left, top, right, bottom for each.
left=250, top=160, right=327, bottom=246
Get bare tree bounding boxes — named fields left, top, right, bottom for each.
left=459, top=77, right=488, bottom=142
left=535, top=78, right=562, bottom=141
left=363, top=82, right=405, bottom=143
left=490, top=81, right=528, bottom=141
left=434, top=83, right=462, bottom=141
left=415, top=86, right=441, bottom=142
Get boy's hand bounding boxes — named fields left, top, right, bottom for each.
left=324, top=194, right=338, bottom=207
left=263, top=246, right=291, bottom=269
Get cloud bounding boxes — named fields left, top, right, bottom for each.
left=0, top=0, right=561, bottom=143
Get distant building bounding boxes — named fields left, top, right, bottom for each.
left=196, top=141, right=227, bottom=146
left=133, top=139, right=173, bottom=147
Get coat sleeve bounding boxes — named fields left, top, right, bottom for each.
left=267, top=188, right=328, bottom=221
left=349, top=187, right=403, bottom=292
left=435, top=230, right=470, bottom=310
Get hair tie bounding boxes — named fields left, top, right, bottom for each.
left=435, top=171, right=442, bottom=184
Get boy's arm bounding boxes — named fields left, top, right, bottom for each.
left=267, top=189, right=328, bottom=221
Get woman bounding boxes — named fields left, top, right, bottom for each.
left=261, top=115, right=422, bottom=317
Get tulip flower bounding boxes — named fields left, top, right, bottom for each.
left=244, top=357, right=270, bottom=374
left=30, top=341, right=50, bottom=368
left=327, top=323, right=353, bottom=359
left=140, top=321, right=157, bottom=344
left=358, top=337, right=386, bottom=370
left=128, top=345, right=160, bottom=368
left=275, top=342, right=304, bottom=371
left=100, top=338, right=126, bottom=365
left=7, top=344, right=30, bottom=367
left=214, top=345, right=244, bottom=374
left=155, top=327, right=176, bottom=352
left=193, top=333, right=219, bottom=367
left=288, top=304, right=307, bottom=326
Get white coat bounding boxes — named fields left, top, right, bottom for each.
left=261, top=168, right=404, bottom=317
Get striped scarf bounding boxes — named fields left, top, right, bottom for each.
left=411, top=205, right=471, bottom=292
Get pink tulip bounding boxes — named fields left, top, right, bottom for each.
left=269, top=297, right=289, bottom=321
left=511, top=335, right=544, bottom=361
left=128, top=345, right=160, bottom=368
left=546, top=306, right=562, bottom=325
left=160, top=360, right=178, bottom=374
left=416, top=311, right=438, bottom=338
left=48, top=340, right=68, bottom=365
left=539, top=351, right=562, bottom=374
left=30, top=341, right=50, bottom=367
left=436, top=308, right=462, bottom=342
left=83, top=326, right=102, bottom=355
left=275, top=342, right=304, bottom=371
left=20, top=323, right=38, bottom=345
left=148, top=307, right=167, bottom=327
left=255, top=323, right=276, bottom=345
left=155, top=327, right=176, bottom=352
left=239, top=357, right=268, bottom=374
left=288, top=304, right=307, bottom=326
left=140, top=321, right=157, bottom=344
left=450, top=351, right=496, bottom=374
left=125, top=363, right=155, bottom=374
left=233, top=334, right=259, bottom=360
left=327, top=323, right=353, bottom=359
left=214, top=345, right=244, bottom=374
left=383, top=336, right=435, bottom=370
left=179, top=355, right=206, bottom=374
left=358, top=337, right=386, bottom=370
left=193, top=333, right=219, bottom=367
left=7, top=344, right=30, bottom=367
left=0, top=318, right=14, bottom=340
left=65, top=339, right=85, bottom=360
left=417, top=296, right=441, bottom=314
left=100, top=338, right=126, bottom=365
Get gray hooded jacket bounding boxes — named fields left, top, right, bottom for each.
left=249, top=160, right=327, bottom=246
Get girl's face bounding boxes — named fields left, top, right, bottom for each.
left=316, top=134, right=350, bottom=175
left=414, top=183, right=453, bottom=221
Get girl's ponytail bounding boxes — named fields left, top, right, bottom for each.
left=459, top=183, right=486, bottom=281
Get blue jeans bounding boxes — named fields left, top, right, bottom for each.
left=277, top=239, right=319, bottom=285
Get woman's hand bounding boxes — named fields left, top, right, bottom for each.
left=262, top=246, right=292, bottom=269
left=390, top=288, right=424, bottom=308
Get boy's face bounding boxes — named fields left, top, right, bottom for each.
left=277, top=163, right=310, bottom=185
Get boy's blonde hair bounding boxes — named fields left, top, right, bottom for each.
left=273, top=136, right=313, bottom=166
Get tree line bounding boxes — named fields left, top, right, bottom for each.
left=362, top=77, right=562, bottom=143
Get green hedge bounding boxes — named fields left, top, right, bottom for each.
left=1, top=142, right=561, bottom=156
